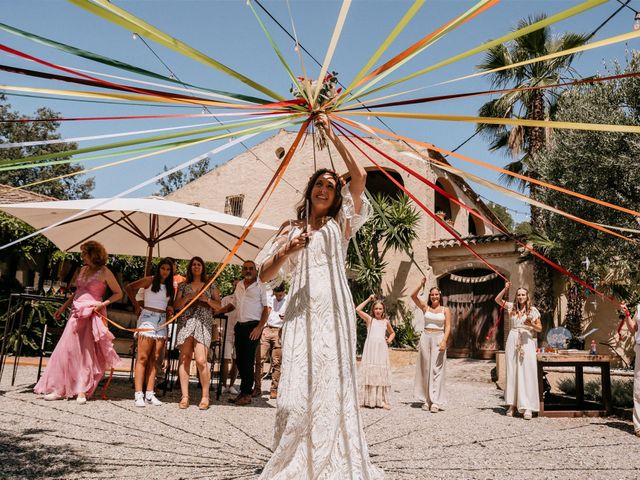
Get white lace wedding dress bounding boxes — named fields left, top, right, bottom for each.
left=257, top=186, right=384, bottom=480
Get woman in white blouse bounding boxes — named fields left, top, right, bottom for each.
left=496, top=281, right=542, bottom=420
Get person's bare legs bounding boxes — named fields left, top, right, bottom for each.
left=135, top=336, right=155, bottom=392
left=178, top=337, right=195, bottom=408
left=194, top=341, right=210, bottom=409
left=145, top=338, right=166, bottom=392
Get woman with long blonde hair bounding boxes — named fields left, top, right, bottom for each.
left=496, top=282, right=542, bottom=419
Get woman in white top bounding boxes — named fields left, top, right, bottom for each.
left=411, top=278, right=451, bottom=412
left=356, top=294, right=395, bottom=410
left=126, top=258, right=174, bottom=408
left=621, top=303, right=640, bottom=436
left=495, top=282, right=542, bottom=419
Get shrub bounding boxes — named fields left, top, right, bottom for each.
left=556, top=377, right=633, bottom=408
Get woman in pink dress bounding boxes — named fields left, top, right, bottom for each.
left=34, top=241, right=122, bottom=403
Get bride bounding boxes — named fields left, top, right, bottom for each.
left=257, top=115, right=384, bottom=479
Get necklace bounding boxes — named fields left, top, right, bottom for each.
left=309, top=215, right=330, bottom=231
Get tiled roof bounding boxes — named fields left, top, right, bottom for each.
left=0, top=184, right=56, bottom=204
left=427, top=233, right=516, bottom=249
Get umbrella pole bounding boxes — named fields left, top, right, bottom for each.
left=145, top=244, right=153, bottom=276
left=145, top=214, right=158, bottom=276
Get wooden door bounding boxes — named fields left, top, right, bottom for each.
left=439, top=269, right=504, bottom=359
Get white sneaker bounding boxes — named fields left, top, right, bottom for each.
left=229, top=386, right=239, bottom=395
left=145, top=392, right=162, bottom=406
left=44, top=392, right=63, bottom=401
left=134, top=392, right=145, bottom=408
left=523, top=410, right=533, bottom=420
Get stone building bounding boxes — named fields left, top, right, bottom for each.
left=169, top=130, right=534, bottom=359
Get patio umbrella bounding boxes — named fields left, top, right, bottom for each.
left=0, top=197, right=276, bottom=272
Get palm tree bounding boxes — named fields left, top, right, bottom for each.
left=476, top=14, right=589, bottom=319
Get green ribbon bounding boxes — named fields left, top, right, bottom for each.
left=1, top=114, right=301, bottom=167
left=0, top=21, right=272, bottom=105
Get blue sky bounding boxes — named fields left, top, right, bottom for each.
left=1, top=0, right=637, bottom=224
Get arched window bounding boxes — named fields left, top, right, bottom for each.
left=434, top=177, right=459, bottom=223
left=345, top=168, right=404, bottom=199
left=468, top=212, right=485, bottom=236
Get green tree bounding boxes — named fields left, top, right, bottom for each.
left=0, top=97, right=94, bottom=199
left=486, top=201, right=514, bottom=231
left=537, top=53, right=640, bottom=335
left=476, top=15, right=589, bottom=321
left=156, top=158, right=210, bottom=196
left=514, top=221, right=532, bottom=236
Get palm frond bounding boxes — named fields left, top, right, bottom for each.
left=498, top=158, right=529, bottom=191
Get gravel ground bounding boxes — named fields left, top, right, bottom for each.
left=1, top=359, right=638, bottom=480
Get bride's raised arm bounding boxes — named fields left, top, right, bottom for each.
left=316, top=114, right=366, bottom=215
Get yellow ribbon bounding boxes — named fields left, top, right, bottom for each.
left=69, top=0, right=285, bottom=101
left=437, top=29, right=640, bottom=87
left=310, top=0, right=351, bottom=108
left=8, top=116, right=298, bottom=193
left=334, top=114, right=635, bottom=244
left=343, top=0, right=498, bottom=104
left=353, top=0, right=608, bottom=100
left=331, top=113, right=640, bottom=218
left=340, top=110, right=640, bottom=134
left=341, top=0, right=425, bottom=99
left=0, top=84, right=246, bottom=108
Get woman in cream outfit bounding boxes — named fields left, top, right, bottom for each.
left=495, top=282, right=542, bottom=420
left=411, top=278, right=451, bottom=412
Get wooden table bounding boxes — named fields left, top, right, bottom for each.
left=537, top=353, right=613, bottom=417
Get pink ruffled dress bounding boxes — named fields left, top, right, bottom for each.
left=34, top=267, right=121, bottom=398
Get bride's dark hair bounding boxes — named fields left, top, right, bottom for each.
left=296, top=168, right=343, bottom=220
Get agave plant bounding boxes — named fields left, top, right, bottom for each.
left=347, top=193, right=420, bottom=351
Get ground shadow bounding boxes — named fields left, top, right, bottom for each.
left=0, top=428, right=100, bottom=479
left=476, top=406, right=509, bottom=416
left=600, top=420, right=636, bottom=435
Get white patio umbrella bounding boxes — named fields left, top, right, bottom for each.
left=0, top=197, right=276, bottom=271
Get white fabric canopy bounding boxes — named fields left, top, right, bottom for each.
left=0, top=197, right=276, bottom=265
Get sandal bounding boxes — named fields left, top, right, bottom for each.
left=179, top=396, right=189, bottom=409
left=198, top=397, right=210, bottom=410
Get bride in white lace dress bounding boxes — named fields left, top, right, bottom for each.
left=257, top=116, right=384, bottom=480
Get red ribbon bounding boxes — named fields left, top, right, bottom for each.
left=332, top=121, right=507, bottom=281
left=333, top=120, right=623, bottom=340
left=341, top=71, right=640, bottom=111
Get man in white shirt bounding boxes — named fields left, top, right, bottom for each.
left=229, top=260, right=270, bottom=406
left=255, top=283, right=287, bottom=399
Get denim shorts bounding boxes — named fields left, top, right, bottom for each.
left=137, top=309, right=168, bottom=339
